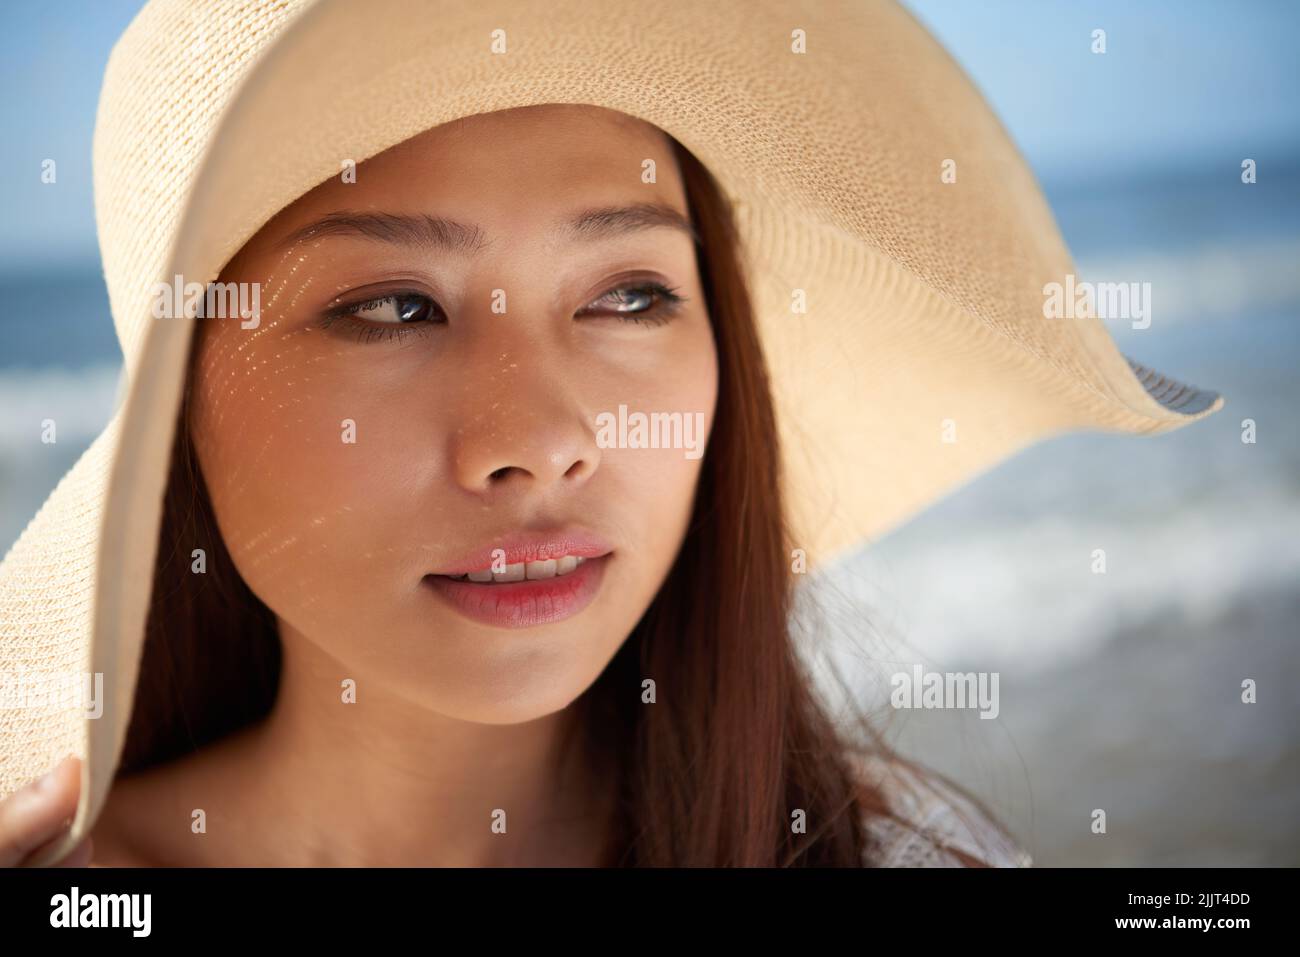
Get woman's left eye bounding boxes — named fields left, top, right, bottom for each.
left=579, top=282, right=686, bottom=326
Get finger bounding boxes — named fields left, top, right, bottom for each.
left=51, top=835, right=95, bottom=868
left=23, top=813, right=84, bottom=868
left=0, top=756, right=81, bottom=867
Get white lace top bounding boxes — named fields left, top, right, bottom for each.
left=854, top=753, right=1033, bottom=867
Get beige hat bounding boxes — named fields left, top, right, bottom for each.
left=0, top=0, right=1221, bottom=865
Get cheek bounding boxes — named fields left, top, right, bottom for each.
left=591, top=319, right=718, bottom=584
left=602, top=444, right=704, bottom=614
left=189, top=325, right=436, bottom=636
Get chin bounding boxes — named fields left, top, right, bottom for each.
left=381, top=642, right=607, bottom=725
left=425, top=682, right=593, bottom=726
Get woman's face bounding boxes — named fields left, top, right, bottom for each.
left=190, top=104, right=717, bottom=724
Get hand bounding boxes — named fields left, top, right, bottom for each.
left=0, top=755, right=94, bottom=867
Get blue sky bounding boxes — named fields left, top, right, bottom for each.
left=1, top=0, right=1297, bottom=271
left=903, top=0, right=1300, bottom=181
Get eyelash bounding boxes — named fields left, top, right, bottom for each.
left=318, top=281, right=687, bottom=344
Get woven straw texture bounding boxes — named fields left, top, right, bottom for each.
left=0, top=0, right=1220, bottom=864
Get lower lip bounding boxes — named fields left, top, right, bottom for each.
left=422, top=555, right=611, bottom=629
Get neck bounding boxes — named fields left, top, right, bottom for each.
left=227, top=619, right=616, bottom=866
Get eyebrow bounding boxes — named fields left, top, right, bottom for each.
left=275, top=202, right=700, bottom=253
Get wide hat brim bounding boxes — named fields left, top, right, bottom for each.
left=1, top=0, right=1221, bottom=864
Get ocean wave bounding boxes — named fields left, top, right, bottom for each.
left=1074, top=237, right=1300, bottom=324
left=0, top=362, right=122, bottom=454
left=816, top=489, right=1300, bottom=675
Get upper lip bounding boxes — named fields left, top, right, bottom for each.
left=429, top=527, right=614, bottom=576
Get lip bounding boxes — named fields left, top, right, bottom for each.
left=429, top=530, right=614, bottom=577
left=423, top=553, right=611, bottom=629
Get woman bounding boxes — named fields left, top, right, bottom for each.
left=0, top=0, right=1219, bottom=867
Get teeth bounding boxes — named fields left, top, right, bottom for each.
left=447, top=554, right=590, bottom=583
left=526, top=559, right=557, bottom=579
left=497, top=562, right=526, bottom=583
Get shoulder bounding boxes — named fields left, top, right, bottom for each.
left=850, top=751, right=1033, bottom=868
left=90, top=753, right=224, bottom=866
left=90, top=727, right=262, bottom=867
left=89, top=771, right=168, bottom=867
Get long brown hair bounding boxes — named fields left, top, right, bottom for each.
left=121, top=135, right=1017, bottom=866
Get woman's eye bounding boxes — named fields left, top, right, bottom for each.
left=347, top=293, right=437, bottom=325
left=579, top=282, right=686, bottom=325
left=319, top=282, right=684, bottom=344
left=318, top=292, right=441, bottom=343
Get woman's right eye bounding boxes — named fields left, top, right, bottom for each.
left=318, top=292, right=443, bottom=343
left=345, top=293, right=439, bottom=325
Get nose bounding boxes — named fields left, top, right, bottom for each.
left=449, top=369, right=602, bottom=499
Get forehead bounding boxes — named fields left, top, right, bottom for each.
left=249, top=104, right=687, bottom=254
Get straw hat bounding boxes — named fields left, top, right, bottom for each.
left=0, top=0, right=1221, bottom=865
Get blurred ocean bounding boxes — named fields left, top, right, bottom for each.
left=0, top=271, right=123, bottom=552
left=1, top=161, right=1297, bottom=864
left=816, top=160, right=1300, bottom=865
